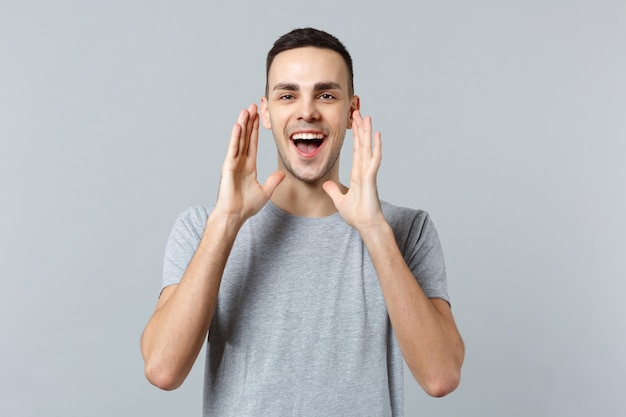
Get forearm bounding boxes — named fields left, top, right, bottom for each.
left=141, top=213, right=243, bottom=390
left=360, top=222, right=464, bottom=397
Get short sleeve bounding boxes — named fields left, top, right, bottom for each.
left=161, top=206, right=211, bottom=291
left=383, top=203, right=450, bottom=304
left=406, top=212, right=449, bottom=303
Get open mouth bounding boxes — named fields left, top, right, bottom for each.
left=291, top=132, right=324, bottom=154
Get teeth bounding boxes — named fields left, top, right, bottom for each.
left=291, top=133, right=324, bottom=140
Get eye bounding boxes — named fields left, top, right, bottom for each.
left=319, top=93, right=335, bottom=100
left=279, top=94, right=295, bottom=100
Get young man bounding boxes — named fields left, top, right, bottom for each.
left=141, top=28, right=464, bottom=416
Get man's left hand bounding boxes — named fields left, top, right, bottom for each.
left=323, top=110, right=386, bottom=234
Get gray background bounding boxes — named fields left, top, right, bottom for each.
left=2, top=0, right=625, bottom=416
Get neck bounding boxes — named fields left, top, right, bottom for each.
left=270, top=175, right=347, bottom=218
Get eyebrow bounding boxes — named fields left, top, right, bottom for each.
left=272, top=82, right=343, bottom=92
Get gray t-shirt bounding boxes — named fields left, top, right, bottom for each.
left=162, top=200, right=449, bottom=417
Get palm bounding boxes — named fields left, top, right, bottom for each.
left=323, top=110, right=385, bottom=232
left=215, top=104, right=285, bottom=222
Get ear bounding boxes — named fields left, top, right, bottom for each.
left=347, top=95, right=360, bottom=128
left=260, top=96, right=272, bottom=129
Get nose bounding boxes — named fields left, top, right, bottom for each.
left=297, top=97, right=320, bottom=122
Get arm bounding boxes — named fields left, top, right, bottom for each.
left=140, top=104, right=285, bottom=390
left=359, top=223, right=464, bottom=397
left=323, top=111, right=464, bottom=397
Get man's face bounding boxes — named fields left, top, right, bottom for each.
left=261, top=47, right=359, bottom=185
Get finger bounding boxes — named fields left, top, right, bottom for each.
left=226, top=121, right=242, bottom=160
left=245, top=104, right=260, bottom=157
left=360, top=115, right=373, bottom=159
left=248, top=103, right=258, bottom=114
left=322, top=180, right=344, bottom=207
left=236, top=109, right=250, bottom=158
left=351, top=110, right=363, bottom=173
left=240, top=106, right=256, bottom=158
left=247, top=109, right=260, bottom=159
left=370, top=131, right=382, bottom=175
left=373, top=131, right=382, bottom=163
left=353, top=111, right=374, bottom=163
left=262, top=170, right=286, bottom=196
left=352, top=109, right=363, bottom=128
left=351, top=110, right=363, bottom=147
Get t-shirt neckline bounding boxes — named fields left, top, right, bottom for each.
left=265, top=200, right=344, bottom=223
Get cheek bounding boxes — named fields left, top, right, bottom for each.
left=336, top=113, right=351, bottom=131
left=267, top=109, right=290, bottom=129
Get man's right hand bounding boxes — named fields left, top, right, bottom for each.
left=213, top=103, right=285, bottom=226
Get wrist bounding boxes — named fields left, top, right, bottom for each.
left=203, top=210, right=246, bottom=242
left=357, top=216, right=394, bottom=248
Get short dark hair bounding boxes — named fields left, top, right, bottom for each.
left=265, top=28, right=354, bottom=96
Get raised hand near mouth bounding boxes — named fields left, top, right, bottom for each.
left=214, top=104, right=286, bottom=225
left=322, top=110, right=386, bottom=234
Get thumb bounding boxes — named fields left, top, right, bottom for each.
left=322, top=180, right=343, bottom=207
left=262, top=170, right=286, bottom=196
